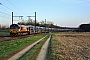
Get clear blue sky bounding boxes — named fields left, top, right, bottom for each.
left=0, top=0, right=90, bottom=27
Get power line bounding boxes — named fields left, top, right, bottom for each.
left=0, top=8, right=11, bottom=14
left=1, top=3, right=20, bottom=15
left=0, top=3, right=2, bottom=5
left=0, top=10, right=11, bottom=16
left=2, top=4, right=13, bottom=11
left=0, top=15, right=10, bottom=19
left=7, top=0, right=26, bottom=15
left=0, top=3, right=11, bottom=20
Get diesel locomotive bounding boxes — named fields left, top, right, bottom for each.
left=10, top=24, right=30, bottom=36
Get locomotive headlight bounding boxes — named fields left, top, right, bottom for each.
left=10, top=29, right=12, bottom=32
left=19, top=29, right=20, bottom=31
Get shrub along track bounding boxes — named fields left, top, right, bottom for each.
left=0, top=34, right=47, bottom=60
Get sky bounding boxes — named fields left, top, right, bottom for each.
left=0, top=0, right=90, bottom=27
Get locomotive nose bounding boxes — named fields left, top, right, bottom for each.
left=10, top=29, right=17, bottom=33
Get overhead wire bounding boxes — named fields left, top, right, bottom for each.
left=0, top=3, right=11, bottom=19
left=0, top=16, right=10, bottom=19
left=0, top=1, right=27, bottom=24
left=0, top=9, right=11, bottom=19
left=0, top=2, right=22, bottom=23
left=0, top=14, right=10, bottom=19
left=7, top=0, right=26, bottom=15
left=0, top=11, right=10, bottom=16
left=1, top=3, right=20, bottom=15
left=0, top=8, right=11, bottom=15
left=6, top=0, right=27, bottom=22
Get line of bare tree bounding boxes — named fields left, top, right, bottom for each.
left=0, top=24, right=9, bottom=29
left=17, top=18, right=60, bottom=28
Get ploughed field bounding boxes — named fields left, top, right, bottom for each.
left=50, top=32, right=90, bottom=60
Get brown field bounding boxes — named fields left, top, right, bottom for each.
left=53, top=32, right=90, bottom=60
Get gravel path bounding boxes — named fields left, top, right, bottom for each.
left=36, top=35, right=51, bottom=60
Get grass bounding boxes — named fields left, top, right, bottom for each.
left=0, top=34, right=46, bottom=58
left=46, top=33, right=61, bottom=60
left=0, top=29, right=10, bottom=36
left=19, top=35, right=49, bottom=60
left=46, top=35, right=55, bottom=60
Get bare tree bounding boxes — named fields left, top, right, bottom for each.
left=27, top=18, right=33, bottom=25
left=40, top=20, right=45, bottom=25
left=0, top=24, right=1, bottom=28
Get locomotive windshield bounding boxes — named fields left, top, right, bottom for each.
left=10, top=24, right=18, bottom=29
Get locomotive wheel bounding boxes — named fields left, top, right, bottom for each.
left=16, top=33, right=18, bottom=36
left=28, top=32, right=30, bottom=35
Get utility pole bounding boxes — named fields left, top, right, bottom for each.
left=27, top=12, right=36, bottom=34
left=12, top=12, right=23, bottom=24
left=35, top=12, right=36, bottom=33
left=45, top=19, right=46, bottom=33
left=12, top=12, right=13, bottom=24
left=51, top=22, right=52, bottom=32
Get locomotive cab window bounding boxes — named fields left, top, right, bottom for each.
left=10, top=24, right=18, bottom=29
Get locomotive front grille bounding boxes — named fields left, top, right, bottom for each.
left=10, top=29, right=18, bottom=33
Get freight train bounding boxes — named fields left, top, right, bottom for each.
left=10, top=24, right=55, bottom=36
left=10, top=24, right=80, bottom=36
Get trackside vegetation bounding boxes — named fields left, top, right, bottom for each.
left=0, top=34, right=46, bottom=58
left=0, top=29, right=10, bottom=36
left=19, top=35, right=50, bottom=60
left=46, top=33, right=61, bottom=60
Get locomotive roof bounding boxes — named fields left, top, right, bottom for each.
left=10, top=24, right=29, bottom=27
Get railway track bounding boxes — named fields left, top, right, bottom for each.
left=0, top=34, right=38, bottom=42
left=7, top=35, right=51, bottom=60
